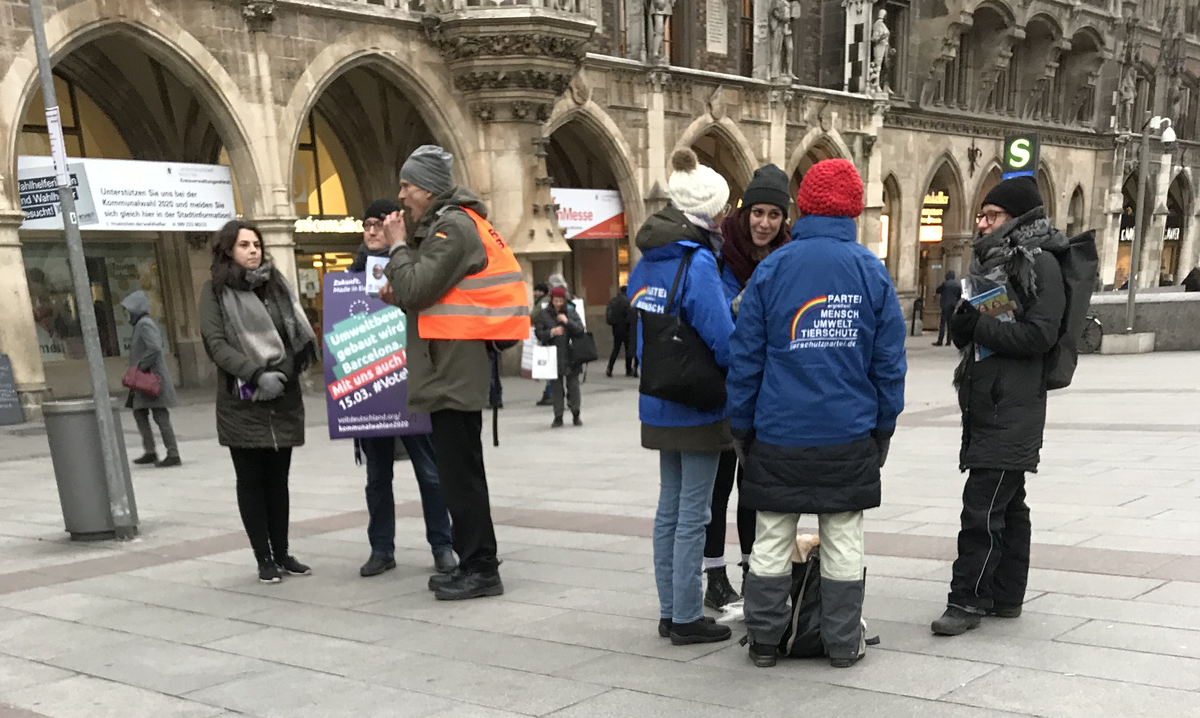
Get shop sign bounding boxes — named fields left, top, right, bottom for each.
left=322, top=272, right=430, bottom=440
left=1002, top=134, right=1039, bottom=180
left=920, top=191, right=948, bottom=243
left=295, top=216, right=363, bottom=234
left=18, top=156, right=235, bottom=232
left=551, top=188, right=625, bottom=239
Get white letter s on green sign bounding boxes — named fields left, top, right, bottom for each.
left=1008, top=139, right=1032, bottom=169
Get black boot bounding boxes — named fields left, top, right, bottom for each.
left=572, top=412, right=582, bottom=427
left=670, top=619, right=731, bottom=645
left=551, top=415, right=564, bottom=428
left=748, top=641, right=778, bottom=668
left=133, top=452, right=158, bottom=465
left=704, top=566, right=740, bottom=610
left=932, top=606, right=982, bottom=636
left=433, top=568, right=504, bottom=601
left=658, top=616, right=715, bottom=638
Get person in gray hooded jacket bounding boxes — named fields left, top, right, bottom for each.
left=121, top=290, right=180, bottom=467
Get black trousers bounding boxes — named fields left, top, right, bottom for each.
left=937, top=309, right=953, bottom=344
left=948, top=468, right=1031, bottom=611
left=230, top=447, right=292, bottom=561
left=704, top=450, right=756, bottom=560
left=607, top=324, right=634, bottom=375
left=430, top=409, right=499, bottom=573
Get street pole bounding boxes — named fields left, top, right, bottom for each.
left=28, top=0, right=133, bottom=537
left=1126, top=118, right=1151, bottom=334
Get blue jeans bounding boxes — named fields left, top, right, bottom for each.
left=653, top=450, right=721, bottom=623
left=362, top=434, right=453, bottom=558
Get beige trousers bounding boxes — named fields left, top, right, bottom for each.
left=749, top=510, right=865, bottom=581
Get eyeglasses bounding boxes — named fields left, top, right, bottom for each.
left=363, top=219, right=383, bottom=231
left=975, top=210, right=1008, bottom=225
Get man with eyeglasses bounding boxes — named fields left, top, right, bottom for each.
left=350, top=199, right=456, bottom=579
left=931, top=176, right=1068, bottom=637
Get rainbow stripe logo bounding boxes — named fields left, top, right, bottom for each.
left=630, top=287, right=650, bottom=307
left=790, top=296, right=828, bottom=341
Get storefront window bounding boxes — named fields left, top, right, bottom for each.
left=293, top=113, right=362, bottom=219
left=23, top=242, right=165, bottom=362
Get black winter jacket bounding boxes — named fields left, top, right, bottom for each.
left=742, top=438, right=882, bottom=515
left=956, top=250, right=1065, bottom=472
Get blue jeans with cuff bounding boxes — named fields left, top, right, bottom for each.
left=362, top=433, right=453, bottom=558
left=653, top=450, right=721, bottom=624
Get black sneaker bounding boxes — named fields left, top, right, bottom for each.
left=536, top=396, right=553, bottom=407
left=931, top=606, right=982, bottom=636
left=670, top=618, right=732, bottom=645
left=257, top=558, right=281, bottom=584
left=433, top=570, right=504, bottom=601
left=572, top=413, right=582, bottom=427
left=133, top=453, right=158, bottom=465
left=360, top=554, right=396, bottom=577
left=749, top=642, right=778, bottom=668
left=830, top=654, right=863, bottom=668
left=658, top=616, right=715, bottom=638
left=155, top=455, right=181, bottom=468
left=704, top=567, right=741, bottom=610
left=988, top=604, right=1023, bottom=618
left=275, top=555, right=312, bottom=576
left=551, top=416, right=564, bottom=428
left=433, top=549, right=458, bottom=574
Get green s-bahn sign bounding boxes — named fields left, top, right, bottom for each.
left=1002, top=134, right=1039, bottom=180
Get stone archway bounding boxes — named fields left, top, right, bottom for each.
left=1037, top=165, right=1056, bottom=223
left=918, top=154, right=968, bottom=329
left=1162, top=172, right=1191, bottom=284
left=544, top=104, right=645, bottom=326
left=1066, top=184, right=1087, bottom=237
left=674, top=117, right=757, bottom=202
left=0, top=10, right=267, bottom=404
left=881, top=173, right=902, bottom=281
left=786, top=134, right=847, bottom=220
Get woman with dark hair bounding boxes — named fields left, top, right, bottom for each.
left=199, top=220, right=319, bottom=583
left=702, top=164, right=792, bottom=610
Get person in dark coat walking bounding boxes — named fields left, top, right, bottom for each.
left=121, top=290, right=181, bottom=468
left=1183, top=264, right=1200, bottom=292
left=728, top=159, right=907, bottom=668
left=931, top=176, right=1068, bottom=636
left=605, top=286, right=635, bottom=377
left=199, top=220, right=319, bottom=584
left=535, top=286, right=586, bottom=426
left=703, top=164, right=792, bottom=611
left=933, top=270, right=962, bottom=346
left=350, top=199, right=456, bottom=579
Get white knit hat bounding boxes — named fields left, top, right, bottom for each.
left=667, top=148, right=730, bottom=220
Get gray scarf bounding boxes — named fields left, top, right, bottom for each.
left=219, top=262, right=317, bottom=371
left=968, top=207, right=1069, bottom=303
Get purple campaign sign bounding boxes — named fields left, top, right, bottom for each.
left=322, top=272, right=431, bottom=439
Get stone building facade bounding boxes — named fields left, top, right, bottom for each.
left=0, top=0, right=1197, bottom=411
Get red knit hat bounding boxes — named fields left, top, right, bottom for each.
left=550, top=286, right=567, bottom=298
left=796, top=159, right=864, bottom=218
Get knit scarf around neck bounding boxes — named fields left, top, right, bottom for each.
left=218, top=262, right=317, bottom=373
left=968, top=207, right=1068, bottom=302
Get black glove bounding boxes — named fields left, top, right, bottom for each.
left=872, top=429, right=893, bottom=468
left=950, top=301, right=981, bottom=348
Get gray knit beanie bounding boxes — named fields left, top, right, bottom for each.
left=400, top=145, right=454, bottom=196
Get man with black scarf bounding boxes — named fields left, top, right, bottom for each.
left=932, top=176, right=1067, bottom=636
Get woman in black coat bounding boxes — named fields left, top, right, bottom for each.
left=199, top=220, right=318, bottom=584
left=533, top=287, right=586, bottom=427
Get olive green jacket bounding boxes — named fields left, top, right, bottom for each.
left=383, top=186, right=491, bottom=414
left=199, top=280, right=306, bottom=449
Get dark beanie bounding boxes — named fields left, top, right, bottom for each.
left=740, top=164, right=790, bottom=214
left=982, top=176, right=1043, bottom=218
left=364, top=199, right=401, bottom=221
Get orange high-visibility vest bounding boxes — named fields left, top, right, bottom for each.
left=418, top=206, right=532, bottom=341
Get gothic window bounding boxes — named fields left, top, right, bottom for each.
left=1181, top=80, right=1199, bottom=141
left=740, top=0, right=754, bottom=78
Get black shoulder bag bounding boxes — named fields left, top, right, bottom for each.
left=638, top=249, right=727, bottom=412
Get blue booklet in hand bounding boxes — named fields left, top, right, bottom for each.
left=962, top=279, right=1016, bottom=361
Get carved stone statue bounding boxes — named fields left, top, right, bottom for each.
left=868, top=8, right=890, bottom=93
left=1117, top=66, right=1137, bottom=132
left=769, top=0, right=794, bottom=79
left=649, top=0, right=674, bottom=62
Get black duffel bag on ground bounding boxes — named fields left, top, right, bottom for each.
left=638, top=248, right=726, bottom=412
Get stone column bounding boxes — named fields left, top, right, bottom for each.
left=767, top=86, right=791, bottom=167
left=0, top=212, right=48, bottom=414
left=258, top=217, right=299, bottom=292
left=1099, top=139, right=1131, bottom=287
left=1138, top=150, right=1173, bottom=289
left=859, top=104, right=886, bottom=256
left=641, top=68, right=670, bottom=252
left=1180, top=209, right=1200, bottom=279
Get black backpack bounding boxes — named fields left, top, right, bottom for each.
left=779, top=554, right=825, bottom=658
left=1045, top=230, right=1098, bottom=390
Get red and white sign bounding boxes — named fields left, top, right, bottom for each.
left=551, top=188, right=625, bottom=240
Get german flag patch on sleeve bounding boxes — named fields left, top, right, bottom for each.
left=435, top=231, right=448, bottom=238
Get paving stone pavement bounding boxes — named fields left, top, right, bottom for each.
left=1, top=339, right=1198, bottom=717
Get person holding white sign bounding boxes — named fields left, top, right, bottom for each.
left=534, top=286, right=586, bottom=427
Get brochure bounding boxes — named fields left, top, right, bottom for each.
left=961, top=278, right=1016, bottom=361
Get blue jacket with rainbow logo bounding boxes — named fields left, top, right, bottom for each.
left=726, top=215, right=907, bottom=447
